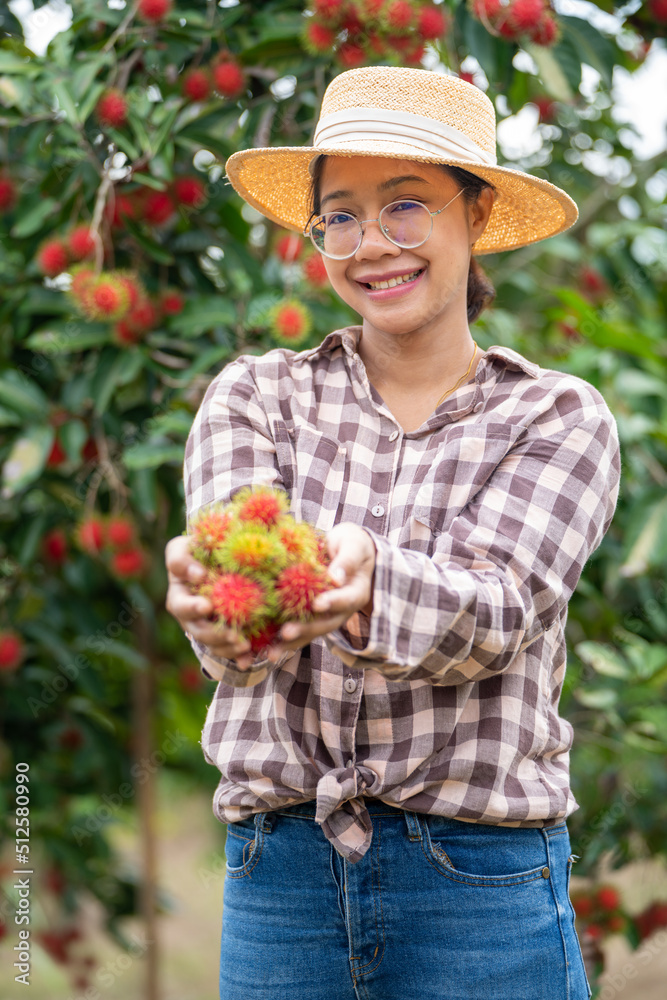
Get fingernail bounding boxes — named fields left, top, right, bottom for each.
left=330, top=567, right=345, bottom=584
left=282, top=625, right=298, bottom=639
left=189, top=565, right=205, bottom=581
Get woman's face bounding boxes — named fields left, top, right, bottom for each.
left=317, top=156, right=493, bottom=341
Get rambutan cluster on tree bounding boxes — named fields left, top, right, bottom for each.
left=1, top=0, right=666, bottom=992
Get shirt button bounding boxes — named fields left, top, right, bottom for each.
left=473, top=402, right=483, bottom=413
left=388, top=430, right=399, bottom=442
left=344, top=676, right=357, bottom=694
left=346, top=759, right=354, bottom=769
left=371, top=504, right=384, bottom=517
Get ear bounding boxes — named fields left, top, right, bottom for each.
left=469, top=186, right=495, bottom=246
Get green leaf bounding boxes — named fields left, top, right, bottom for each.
left=131, top=173, right=168, bottom=192
left=574, top=687, right=618, bottom=710
left=619, top=496, right=667, bottom=578
left=525, top=42, right=574, bottom=102
left=128, top=110, right=153, bottom=156
left=60, top=419, right=88, bottom=464
left=52, top=77, right=81, bottom=125
left=91, top=348, right=144, bottom=415
left=575, top=641, right=630, bottom=678
left=0, top=369, right=49, bottom=418
left=10, top=197, right=59, bottom=238
left=0, top=404, right=22, bottom=427
left=0, top=51, right=39, bottom=75
left=173, top=296, right=236, bottom=338
left=122, top=441, right=185, bottom=470
left=559, top=15, right=617, bottom=88
left=127, top=468, right=158, bottom=518
left=1, top=424, right=54, bottom=497
left=25, top=325, right=110, bottom=354
left=122, top=216, right=175, bottom=264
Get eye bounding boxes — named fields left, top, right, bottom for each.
left=388, top=200, right=423, bottom=214
left=327, top=211, right=356, bottom=226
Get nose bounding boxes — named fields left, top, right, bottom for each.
left=353, top=217, right=401, bottom=262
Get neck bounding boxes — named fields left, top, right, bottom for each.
left=357, top=322, right=479, bottom=397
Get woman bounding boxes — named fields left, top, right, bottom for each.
left=166, top=67, right=620, bottom=1000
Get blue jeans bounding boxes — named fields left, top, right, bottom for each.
left=219, top=798, right=591, bottom=1000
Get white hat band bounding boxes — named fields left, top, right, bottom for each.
left=313, top=107, right=498, bottom=167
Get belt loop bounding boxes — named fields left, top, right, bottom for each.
left=403, top=810, right=422, bottom=842
left=256, top=811, right=273, bottom=834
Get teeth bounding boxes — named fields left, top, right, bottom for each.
left=367, top=269, right=421, bottom=290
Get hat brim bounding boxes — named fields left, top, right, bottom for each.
left=224, top=144, right=578, bottom=255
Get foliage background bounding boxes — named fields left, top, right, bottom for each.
left=0, top=0, right=666, bottom=995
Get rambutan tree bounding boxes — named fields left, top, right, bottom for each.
left=0, top=0, right=666, bottom=992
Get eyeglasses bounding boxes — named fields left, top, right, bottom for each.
left=303, top=189, right=465, bottom=260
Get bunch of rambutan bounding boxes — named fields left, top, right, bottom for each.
left=75, top=512, right=147, bottom=578
left=303, top=1, right=448, bottom=67
left=469, top=0, right=559, bottom=48
left=35, top=226, right=98, bottom=278
left=188, top=486, right=338, bottom=654
left=179, top=50, right=246, bottom=103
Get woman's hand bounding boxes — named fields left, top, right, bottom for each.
left=165, top=535, right=257, bottom=671
left=266, top=523, right=376, bottom=662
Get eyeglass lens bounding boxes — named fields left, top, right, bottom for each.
left=311, top=200, right=432, bottom=259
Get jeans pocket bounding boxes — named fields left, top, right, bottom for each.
left=224, top=815, right=267, bottom=878
left=423, top=817, right=551, bottom=887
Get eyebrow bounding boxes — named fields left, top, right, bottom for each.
left=320, top=175, right=431, bottom=210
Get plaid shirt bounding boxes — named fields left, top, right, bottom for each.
left=184, top=327, right=621, bottom=864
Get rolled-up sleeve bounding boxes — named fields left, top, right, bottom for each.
left=183, top=358, right=289, bottom=685
left=326, top=390, right=621, bottom=684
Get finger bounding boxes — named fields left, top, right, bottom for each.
left=166, top=584, right=212, bottom=622
left=165, top=535, right=207, bottom=584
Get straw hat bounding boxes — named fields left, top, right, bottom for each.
left=225, top=66, right=578, bottom=255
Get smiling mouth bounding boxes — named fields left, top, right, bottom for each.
left=362, top=268, right=425, bottom=290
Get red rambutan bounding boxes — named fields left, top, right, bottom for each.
left=0, top=176, right=17, bottom=212
left=533, top=95, right=555, bottom=121
left=529, top=10, right=558, bottom=45
left=384, top=0, right=415, bottom=32
left=106, top=515, right=135, bottom=550
left=111, top=548, right=146, bottom=578
left=77, top=517, right=106, bottom=553
left=275, top=562, right=332, bottom=620
left=206, top=573, right=269, bottom=629
left=312, top=0, right=347, bottom=23
left=87, top=276, right=131, bottom=321
left=505, top=0, right=545, bottom=33
left=270, top=299, right=312, bottom=346
left=470, top=0, right=502, bottom=22
left=143, top=190, right=175, bottom=225
left=137, top=0, right=172, bottom=22
left=190, top=506, right=234, bottom=561
left=160, top=289, right=185, bottom=315
left=182, top=68, right=211, bottom=102
left=303, top=252, right=329, bottom=287
left=212, top=58, right=246, bottom=99
left=338, top=40, right=367, bottom=67
left=417, top=5, right=446, bottom=39
left=596, top=886, right=621, bottom=912
left=572, top=894, right=594, bottom=918
left=81, top=437, right=99, bottom=463
left=37, top=239, right=70, bottom=277
left=649, top=0, right=667, bottom=22
left=173, top=176, right=207, bottom=208
left=234, top=485, right=289, bottom=528
left=67, top=226, right=96, bottom=262
left=0, top=631, right=24, bottom=671
left=107, top=192, right=137, bottom=228
left=96, top=89, right=129, bottom=129
left=275, top=232, right=304, bottom=262
left=47, top=437, right=67, bottom=467
left=247, top=619, right=282, bottom=654
left=218, top=527, right=288, bottom=576
left=43, top=528, right=68, bottom=564
left=304, top=22, right=337, bottom=54
left=276, top=518, right=320, bottom=563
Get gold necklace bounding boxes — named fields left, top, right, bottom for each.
left=434, top=341, right=478, bottom=408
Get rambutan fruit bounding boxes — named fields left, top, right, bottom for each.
left=276, top=518, right=320, bottom=564
left=275, top=232, right=304, bottom=263
left=312, top=0, right=347, bottom=24
left=67, top=226, right=96, bottom=261
left=212, top=58, right=246, bottom=99
left=357, top=0, right=386, bottom=19
left=529, top=10, right=558, bottom=45
left=182, top=68, right=211, bottom=102
left=81, top=437, right=99, bottom=463
left=217, top=526, right=289, bottom=577
left=43, top=528, right=68, bottom=565
left=470, top=0, right=502, bottom=22
left=417, top=5, right=447, bottom=39
left=190, top=506, right=234, bottom=563
left=111, top=547, right=146, bottom=578
left=0, top=631, right=24, bottom=672
left=0, top=175, right=17, bottom=212
left=275, top=562, right=332, bottom=621
left=47, top=437, right=67, bottom=467
left=383, top=0, right=415, bottom=33
left=505, top=0, right=545, bottom=33
left=115, top=271, right=143, bottom=310
left=533, top=95, right=555, bottom=121
left=247, top=619, right=282, bottom=655
left=303, top=252, right=329, bottom=287
left=404, top=41, right=426, bottom=65
left=106, top=515, right=135, bottom=550
left=123, top=298, right=159, bottom=333
left=37, top=239, right=70, bottom=277
left=338, top=40, right=367, bottom=67
left=142, top=190, right=175, bottom=225
left=173, top=176, right=207, bottom=208
left=269, top=299, right=312, bottom=347
left=107, top=192, right=137, bottom=228
left=77, top=516, right=106, bottom=553
left=233, top=485, right=290, bottom=528
left=596, top=886, right=621, bottom=912
left=96, top=89, right=129, bottom=129
left=303, top=21, right=337, bottom=54
left=649, top=0, right=667, bottom=21
left=572, top=894, right=594, bottom=918
left=160, top=289, right=185, bottom=315
left=365, top=31, right=388, bottom=57
left=137, top=0, right=172, bottom=22
left=86, top=275, right=131, bottom=321
left=204, top=572, right=270, bottom=630
left=69, top=266, right=97, bottom=309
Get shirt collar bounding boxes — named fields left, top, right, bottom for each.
left=293, top=327, right=541, bottom=381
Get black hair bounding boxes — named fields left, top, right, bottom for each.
left=309, top=156, right=496, bottom=322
